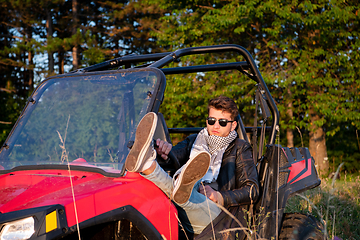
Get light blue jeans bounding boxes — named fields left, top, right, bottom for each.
left=142, top=162, right=222, bottom=234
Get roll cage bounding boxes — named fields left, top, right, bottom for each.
left=78, top=44, right=279, bottom=147
left=1, top=44, right=278, bottom=166
left=0, top=44, right=323, bottom=240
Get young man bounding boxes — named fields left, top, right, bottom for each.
left=125, top=96, right=259, bottom=239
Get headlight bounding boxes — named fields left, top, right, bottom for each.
left=0, top=217, right=35, bottom=240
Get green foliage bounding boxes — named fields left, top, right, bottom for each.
left=147, top=0, right=360, bottom=172
left=1, top=0, right=359, bottom=172
left=0, top=0, right=34, bottom=146
left=326, top=125, right=360, bottom=173
left=0, top=0, right=166, bottom=146
left=159, top=55, right=256, bottom=130
left=82, top=31, right=106, bottom=66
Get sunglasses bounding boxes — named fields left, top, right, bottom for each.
left=206, top=117, right=235, bottom=127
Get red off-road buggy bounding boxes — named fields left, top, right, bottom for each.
left=0, top=45, right=326, bottom=239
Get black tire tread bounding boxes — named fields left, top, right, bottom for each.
left=279, top=213, right=327, bottom=240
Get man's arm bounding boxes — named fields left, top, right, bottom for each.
left=155, top=134, right=197, bottom=169
left=206, top=140, right=259, bottom=208
left=220, top=142, right=259, bottom=207
left=169, top=134, right=197, bottom=167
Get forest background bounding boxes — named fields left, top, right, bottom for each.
left=0, top=0, right=359, bottom=176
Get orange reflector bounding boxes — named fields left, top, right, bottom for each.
left=46, top=210, right=57, bottom=233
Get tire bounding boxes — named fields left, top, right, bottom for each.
left=279, top=213, right=327, bottom=240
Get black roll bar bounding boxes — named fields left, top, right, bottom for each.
left=76, top=44, right=279, bottom=144
left=148, top=44, right=279, bottom=144
left=77, top=52, right=171, bottom=72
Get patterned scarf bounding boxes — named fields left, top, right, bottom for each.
left=204, top=129, right=238, bottom=155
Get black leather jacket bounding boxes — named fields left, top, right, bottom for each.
left=172, top=134, right=259, bottom=239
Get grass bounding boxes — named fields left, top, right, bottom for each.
left=285, top=172, right=360, bottom=240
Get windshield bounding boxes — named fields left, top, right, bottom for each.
left=0, top=69, right=162, bottom=173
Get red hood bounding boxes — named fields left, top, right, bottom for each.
left=0, top=168, right=178, bottom=240
left=0, top=169, right=123, bottom=213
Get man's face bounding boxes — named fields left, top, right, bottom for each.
left=206, top=107, right=237, bottom=137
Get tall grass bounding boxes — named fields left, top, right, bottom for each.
left=286, top=172, right=360, bottom=240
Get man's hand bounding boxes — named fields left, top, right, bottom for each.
left=199, top=184, right=224, bottom=206
left=155, top=138, right=172, bottom=160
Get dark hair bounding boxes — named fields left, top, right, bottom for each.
left=208, top=96, right=239, bottom=120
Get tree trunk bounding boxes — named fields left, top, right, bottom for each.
left=72, top=0, right=79, bottom=70
left=308, top=108, right=329, bottom=176
left=46, top=6, right=54, bottom=74
left=27, top=51, right=33, bottom=91
left=25, top=27, right=34, bottom=93
left=286, top=88, right=294, bottom=148
left=286, top=128, right=294, bottom=148
left=58, top=50, right=64, bottom=74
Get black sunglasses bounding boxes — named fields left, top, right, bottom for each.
left=206, top=117, right=235, bottom=127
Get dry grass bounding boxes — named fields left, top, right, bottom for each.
left=286, top=173, right=360, bottom=240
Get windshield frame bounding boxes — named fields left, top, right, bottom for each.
left=0, top=67, right=166, bottom=177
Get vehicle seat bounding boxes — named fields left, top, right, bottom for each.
left=153, top=112, right=172, bottom=144
left=235, top=114, right=250, bottom=143
left=153, top=113, right=180, bottom=175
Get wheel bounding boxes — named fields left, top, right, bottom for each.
left=279, top=213, right=327, bottom=240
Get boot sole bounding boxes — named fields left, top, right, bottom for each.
left=172, top=152, right=210, bottom=205
left=125, top=112, right=157, bottom=172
